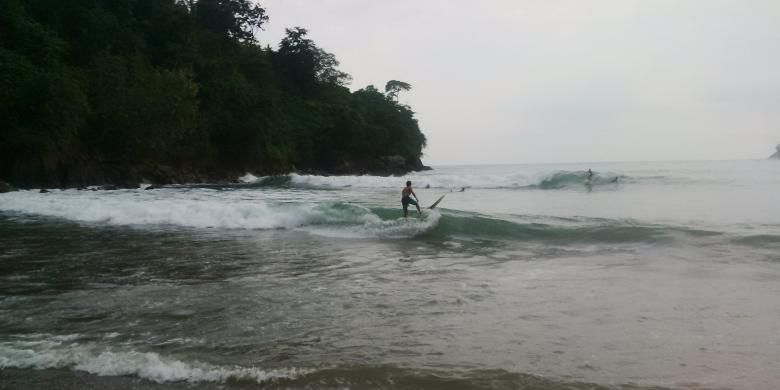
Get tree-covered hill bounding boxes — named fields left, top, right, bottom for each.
left=0, top=0, right=428, bottom=188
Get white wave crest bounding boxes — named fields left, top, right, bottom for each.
left=0, top=190, right=375, bottom=230
left=239, top=173, right=260, bottom=183
left=308, top=210, right=441, bottom=239
left=0, top=190, right=438, bottom=237
left=242, top=173, right=538, bottom=190
left=287, top=173, right=535, bottom=190
left=243, top=170, right=643, bottom=190
left=0, top=335, right=308, bottom=384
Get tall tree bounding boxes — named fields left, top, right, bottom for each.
left=276, top=27, right=351, bottom=94
left=193, top=0, right=268, bottom=43
left=385, top=80, right=411, bottom=101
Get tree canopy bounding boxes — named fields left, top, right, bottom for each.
left=385, top=80, right=412, bottom=101
left=0, top=0, right=427, bottom=186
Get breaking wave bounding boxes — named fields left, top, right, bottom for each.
left=243, top=170, right=633, bottom=191
left=0, top=334, right=672, bottom=390
left=0, top=334, right=308, bottom=384
left=0, top=189, right=731, bottom=245
left=0, top=190, right=440, bottom=238
left=534, top=171, right=621, bottom=189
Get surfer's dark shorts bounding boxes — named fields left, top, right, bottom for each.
left=402, top=196, right=417, bottom=210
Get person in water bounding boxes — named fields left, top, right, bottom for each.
left=402, top=180, right=421, bottom=217
left=587, top=169, right=594, bottom=180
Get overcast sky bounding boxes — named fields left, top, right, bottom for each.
left=259, top=0, right=780, bottom=165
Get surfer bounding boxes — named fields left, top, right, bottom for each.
left=587, top=169, right=594, bottom=180
left=401, top=180, right=421, bottom=217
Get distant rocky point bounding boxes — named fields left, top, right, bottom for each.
left=771, top=144, right=780, bottom=159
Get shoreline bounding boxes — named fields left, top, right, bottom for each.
left=0, top=158, right=432, bottom=192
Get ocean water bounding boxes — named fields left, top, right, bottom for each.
left=0, top=160, right=779, bottom=390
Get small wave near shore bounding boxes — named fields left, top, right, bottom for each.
left=0, top=334, right=308, bottom=385
left=0, top=333, right=679, bottom=390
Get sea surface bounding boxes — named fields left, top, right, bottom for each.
left=1, top=160, right=779, bottom=390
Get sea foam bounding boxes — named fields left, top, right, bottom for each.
left=0, top=189, right=310, bottom=229
left=0, top=189, right=438, bottom=237
left=247, top=171, right=636, bottom=190
left=0, top=334, right=308, bottom=384
left=287, top=173, right=532, bottom=190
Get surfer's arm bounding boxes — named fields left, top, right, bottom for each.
left=411, top=190, right=419, bottom=200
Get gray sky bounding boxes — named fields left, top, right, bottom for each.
left=259, top=0, right=780, bottom=165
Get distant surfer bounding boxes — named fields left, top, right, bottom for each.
left=587, top=169, right=594, bottom=180
left=402, top=180, right=421, bottom=217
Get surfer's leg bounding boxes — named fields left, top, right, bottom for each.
left=402, top=199, right=409, bottom=217
left=409, top=198, right=420, bottom=215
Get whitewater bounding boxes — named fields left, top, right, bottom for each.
left=1, top=160, right=779, bottom=390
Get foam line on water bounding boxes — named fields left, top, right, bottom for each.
left=239, top=173, right=260, bottom=183
left=0, top=190, right=310, bottom=229
left=286, top=173, right=533, bottom=189
left=0, top=189, right=726, bottom=243
left=0, top=190, right=443, bottom=238
left=245, top=170, right=659, bottom=190
left=304, top=210, right=441, bottom=239
left=0, top=334, right=309, bottom=384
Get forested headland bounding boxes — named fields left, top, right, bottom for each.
left=0, top=0, right=428, bottom=188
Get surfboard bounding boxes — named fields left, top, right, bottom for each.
left=428, top=195, right=445, bottom=209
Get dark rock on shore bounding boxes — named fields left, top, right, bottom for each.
left=3, top=156, right=431, bottom=190
left=770, top=144, right=780, bottom=159
left=326, top=156, right=432, bottom=176
left=5, top=161, right=243, bottom=190
left=410, top=157, right=432, bottom=171
left=0, top=180, right=14, bottom=193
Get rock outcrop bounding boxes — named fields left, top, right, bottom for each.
left=770, top=144, right=780, bottom=159
left=0, top=180, right=13, bottom=193
left=326, top=156, right=432, bottom=176
left=0, top=157, right=432, bottom=190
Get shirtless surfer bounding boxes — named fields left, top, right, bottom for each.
left=402, top=180, right=421, bottom=217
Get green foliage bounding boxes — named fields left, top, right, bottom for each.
left=0, top=0, right=427, bottom=184
left=87, top=53, right=199, bottom=162
left=193, top=0, right=268, bottom=43
left=0, top=50, right=88, bottom=155
left=0, top=1, right=89, bottom=182
left=275, top=27, right=352, bottom=95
